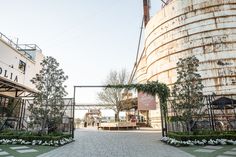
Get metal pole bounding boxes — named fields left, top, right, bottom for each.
left=209, top=95, right=215, bottom=131
left=161, top=0, right=167, bottom=5
left=164, top=105, right=168, bottom=136
left=159, top=98, right=164, bottom=137
left=72, top=86, right=76, bottom=138
left=205, top=96, right=212, bottom=130
left=18, top=99, right=24, bottom=130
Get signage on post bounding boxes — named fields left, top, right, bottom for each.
left=138, top=91, right=156, bottom=110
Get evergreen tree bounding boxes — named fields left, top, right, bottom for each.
left=29, top=56, right=68, bottom=133
left=171, top=56, right=204, bottom=132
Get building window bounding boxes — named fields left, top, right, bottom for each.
left=19, top=60, right=26, bottom=73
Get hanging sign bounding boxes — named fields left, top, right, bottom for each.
left=138, top=91, right=156, bottom=110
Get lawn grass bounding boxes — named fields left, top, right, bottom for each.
left=179, top=145, right=236, bottom=157
left=0, top=144, right=56, bottom=157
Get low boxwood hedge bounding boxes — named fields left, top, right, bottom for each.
left=18, top=134, right=72, bottom=142
left=168, top=131, right=236, bottom=141
left=0, top=130, right=73, bottom=146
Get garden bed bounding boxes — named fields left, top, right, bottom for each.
left=0, top=130, right=73, bottom=146
left=161, top=131, right=236, bottom=146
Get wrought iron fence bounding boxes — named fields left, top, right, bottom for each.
left=167, top=94, right=236, bottom=133
left=0, top=96, right=74, bottom=136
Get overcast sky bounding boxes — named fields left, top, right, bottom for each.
left=0, top=0, right=162, bottom=117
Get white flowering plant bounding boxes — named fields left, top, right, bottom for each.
left=161, top=136, right=236, bottom=147
left=0, top=137, right=73, bottom=147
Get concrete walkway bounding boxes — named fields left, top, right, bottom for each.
left=38, top=127, right=194, bottom=157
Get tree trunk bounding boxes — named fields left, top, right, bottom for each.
left=41, top=116, right=48, bottom=134
left=115, top=111, right=120, bottom=122
left=41, top=98, right=49, bottom=134
left=186, top=120, right=192, bottom=134
left=41, top=108, right=48, bottom=134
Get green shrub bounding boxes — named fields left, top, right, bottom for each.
left=48, top=131, right=64, bottom=136
left=168, top=131, right=236, bottom=141
left=0, top=129, right=15, bottom=135
left=0, top=135, right=18, bottom=139
left=0, top=131, right=72, bottom=143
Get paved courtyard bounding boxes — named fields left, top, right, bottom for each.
left=0, top=145, right=54, bottom=157
left=37, top=128, right=193, bottom=157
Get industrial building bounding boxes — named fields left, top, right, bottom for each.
left=0, top=32, right=44, bottom=130
left=133, top=0, right=236, bottom=129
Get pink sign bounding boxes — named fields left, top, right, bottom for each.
left=138, top=92, right=156, bottom=110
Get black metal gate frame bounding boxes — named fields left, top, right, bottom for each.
left=72, top=85, right=166, bottom=138
left=73, top=85, right=110, bottom=138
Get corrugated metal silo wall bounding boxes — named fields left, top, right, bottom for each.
left=135, top=0, right=236, bottom=128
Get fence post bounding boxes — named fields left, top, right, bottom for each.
left=72, top=86, right=76, bottom=138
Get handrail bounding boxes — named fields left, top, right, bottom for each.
left=17, top=44, right=41, bottom=51
left=0, top=32, right=39, bottom=61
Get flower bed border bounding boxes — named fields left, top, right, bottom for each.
left=0, top=134, right=73, bottom=146
left=161, top=132, right=236, bottom=146
left=168, top=131, right=236, bottom=141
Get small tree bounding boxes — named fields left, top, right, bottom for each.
left=98, top=69, right=128, bottom=121
left=29, top=56, right=68, bottom=133
left=171, top=55, right=204, bottom=132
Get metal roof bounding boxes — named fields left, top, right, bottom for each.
left=0, top=76, right=37, bottom=97
left=212, top=97, right=236, bottom=109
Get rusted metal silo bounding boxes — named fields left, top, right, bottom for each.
left=135, top=0, right=236, bottom=128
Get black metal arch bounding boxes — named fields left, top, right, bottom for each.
left=72, top=85, right=166, bottom=138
